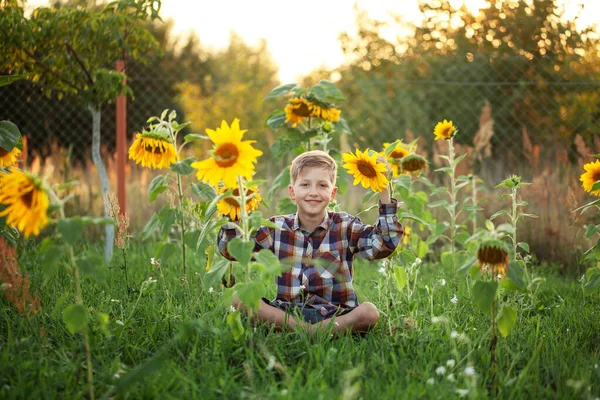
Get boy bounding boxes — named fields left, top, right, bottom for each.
left=217, top=150, right=403, bottom=335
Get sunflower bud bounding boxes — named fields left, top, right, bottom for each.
left=401, top=153, right=428, bottom=173
left=476, top=239, right=509, bottom=277
left=322, top=122, right=333, bottom=133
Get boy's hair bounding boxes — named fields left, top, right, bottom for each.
left=290, top=150, right=337, bottom=185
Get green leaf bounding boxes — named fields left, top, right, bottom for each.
left=158, top=206, right=177, bottom=238
left=591, top=180, right=600, bottom=193
left=63, top=304, right=88, bottom=334
left=400, top=211, right=429, bottom=228
left=237, top=281, right=267, bottom=312
left=271, top=130, right=304, bottom=162
left=462, top=205, right=484, bottom=211
left=148, top=175, right=168, bottom=203
left=472, top=280, right=498, bottom=313
left=265, top=109, right=287, bottom=131
left=268, top=166, right=291, bottom=201
left=0, top=74, right=27, bottom=87
left=184, top=133, right=208, bottom=142
left=170, top=157, right=196, bottom=176
left=517, top=213, right=538, bottom=219
left=227, top=310, right=245, bottom=340
left=584, top=224, right=598, bottom=239
left=441, top=251, right=454, bottom=270
left=517, top=242, right=530, bottom=253
left=490, top=210, right=509, bottom=220
left=505, top=261, right=526, bottom=291
left=40, top=239, right=64, bottom=283
left=191, top=182, right=217, bottom=200
left=141, top=212, right=161, bottom=241
left=497, top=305, right=517, bottom=337
left=57, top=218, right=84, bottom=245
left=399, top=249, right=417, bottom=266
left=318, top=80, right=345, bottom=102
left=435, top=167, right=453, bottom=175
left=0, top=121, right=21, bottom=151
left=278, top=198, right=297, bottom=215
left=454, top=153, right=467, bottom=165
left=227, top=238, right=254, bottom=267
left=78, top=254, right=108, bottom=284
left=393, top=266, right=407, bottom=291
left=416, top=240, right=429, bottom=259
left=205, top=189, right=233, bottom=220
left=427, top=200, right=449, bottom=208
left=584, top=273, right=600, bottom=295
left=264, top=83, right=298, bottom=99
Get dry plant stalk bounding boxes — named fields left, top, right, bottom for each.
left=0, top=237, right=41, bottom=318
left=105, top=192, right=130, bottom=249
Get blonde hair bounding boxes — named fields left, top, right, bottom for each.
left=290, top=150, right=337, bottom=185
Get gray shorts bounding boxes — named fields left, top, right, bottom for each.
left=263, top=298, right=354, bottom=324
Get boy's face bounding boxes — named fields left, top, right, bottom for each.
left=288, top=166, right=337, bottom=220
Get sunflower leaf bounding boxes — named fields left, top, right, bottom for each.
left=264, top=83, right=298, bottom=100
left=170, top=157, right=195, bottom=176
left=592, top=180, right=600, bottom=193
left=393, top=266, right=407, bottom=291
left=191, top=182, right=217, bottom=200
left=497, top=305, right=517, bottom=337
left=489, top=209, right=509, bottom=220
left=268, top=166, right=291, bottom=201
left=265, top=109, right=287, bottom=131
left=0, top=121, right=21, bottom=151
left=472, top=280, right=498, bottom=313
left=148, top=175, right=169, bottom=203
left=58, top=218, right=84, bottom=245
left=184, top=133, right=209, bottom=142
left=318, top=80, right=345, bottom=102
left=63, top=304, right=88, bottom=335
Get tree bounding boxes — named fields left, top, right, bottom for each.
left=0, top=0, right=161, bottom=260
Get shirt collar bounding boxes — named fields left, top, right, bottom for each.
left=292, top=212, right=330, bottom=232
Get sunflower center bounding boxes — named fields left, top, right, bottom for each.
left=441, top=127, right=452, bottom=137
left=477, top=246, right=508, bottom=265
left=391, top=150, right=407, bottom=159
left=143, top=142, right=165, bottom=154
left=21, top=188, right=34, bottom=208
left=0, top=148, right=8, bottom=157
left=593, top=171, right=600, bottom=183
left=356, top=160, right=377, bottom=178
left=294, top=103, right=311, bottom=117
left=214, top=143, right=239, bottom=168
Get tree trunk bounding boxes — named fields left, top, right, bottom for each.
left=89, top=104, right=114, bottom=262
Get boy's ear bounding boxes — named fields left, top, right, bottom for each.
left=331, top=186, right=338, bottom=200
left=288, top=184, right=296, bottom=200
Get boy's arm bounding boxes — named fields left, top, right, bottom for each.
left=347, top=198, right=403, bottom=260
left=217, top=220, right=275, bottom=260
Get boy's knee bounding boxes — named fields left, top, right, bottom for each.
left=360, top=302, right=380, bottom=326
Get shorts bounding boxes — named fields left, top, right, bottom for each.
left=262, top=298, right=354, bottom=324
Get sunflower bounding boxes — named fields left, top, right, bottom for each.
left=383, top=142, right=410, bottom=177
left=477, top=239, right=509, bottom=277
left=0, top=147, right=21, bottom=168
left=128, top=133, right=179, bottom=169
left=401, top=153, right=428, bottom=174
left=216, top=186, right=262, bottom=220
left=433, top=119, right=457, bottom=141
left=312, top=105, right=341, bottom=123
left=0, top=169, right=49, bottom=237
left=580, top=159, right=600, bottom=196
left=191, top=119, right=263, bottom=188
left=402, top=226, right=412, bottom=245
left=285, top=98, right=313, bottom=127
left=342, top=148, right=389, bottom=192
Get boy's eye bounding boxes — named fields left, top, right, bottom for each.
left=300, top=183, right=308, bottom=187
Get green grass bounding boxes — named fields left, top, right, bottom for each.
left=1, top=241, right=600, bottom=399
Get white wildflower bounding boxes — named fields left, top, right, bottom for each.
left=446, top=373, right=456, bottom=382
left=497, top=274, right=502, bottom=280
left=209, top=287, right=215, bottom=294
left=378, top=267, right=387, bottom=276
left=110, top=299, right=121, bottom=303
left=431, top=316, right=449, bottom=324
left=464, top=366, right=476, bottom=376
left=299, top=285, right=306, bottom=291
left=455, top=388, right=469, bottom=398
left=439, top=278, right=446, bottom=286
left=116, top=320, right=124, bottom=326
left=435, top=366, right=446, bottom=375
left=150, top=257, right=158, bottom=265
left=451, top=295, right=458, bottom=304
left=267, top=355, right=276, bottom=370
left=450, top=330, right=459, bottom=339
left=230, top=305, right=236, bottom=313
left=426, top=378, right=435, bottom=385
left=446, top=359, right=456, bottom=368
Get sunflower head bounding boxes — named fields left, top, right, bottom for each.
left=191, top=119, right=263, bottom=188
left=433, top=119, right=457, bottom=141
left=0, top=146, right=21, bottom=169
left=477, top=239, right=509, bottom=276
left=342, top=148, right=390, bottom=192
left=128, top=132, right=179, bottom=169
left=383, top=142, right=411, bottom=161
left=216, top=186, right=262, bottom=221
left=401, top=153, right=428, bottom=173
left=580, top=159, right=600, bottom=196
left=285, top=98, right=313, bottom=127
left=0, top=169, right=49, bottom=237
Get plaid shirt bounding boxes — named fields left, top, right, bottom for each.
left=218, top=199, right=403, bottom=317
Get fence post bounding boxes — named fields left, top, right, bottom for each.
left=116, top=59, right=127, bottom=216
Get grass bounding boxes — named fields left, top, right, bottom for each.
left=1, top=240, right=600, bottom=399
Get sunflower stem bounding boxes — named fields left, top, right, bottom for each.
left=176, top=173, right=187, bottom=276
left=489, top=265, right=498, bottom=399
left=471, top=175, right=477, bottom=234
left=448, top=138, right=457, bottom=292
left=49, top=189, right=95, bottom=400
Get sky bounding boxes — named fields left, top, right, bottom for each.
left=27, top=0, right=600, bottom=83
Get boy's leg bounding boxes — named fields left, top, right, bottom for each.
left=232, top=293, right=308, bottom=332
left=310, top=302, right=380, bottom=335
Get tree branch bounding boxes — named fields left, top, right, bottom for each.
left=64, top=41, right=95, bottom=87
left=19, top=47, right=82, bottom=92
